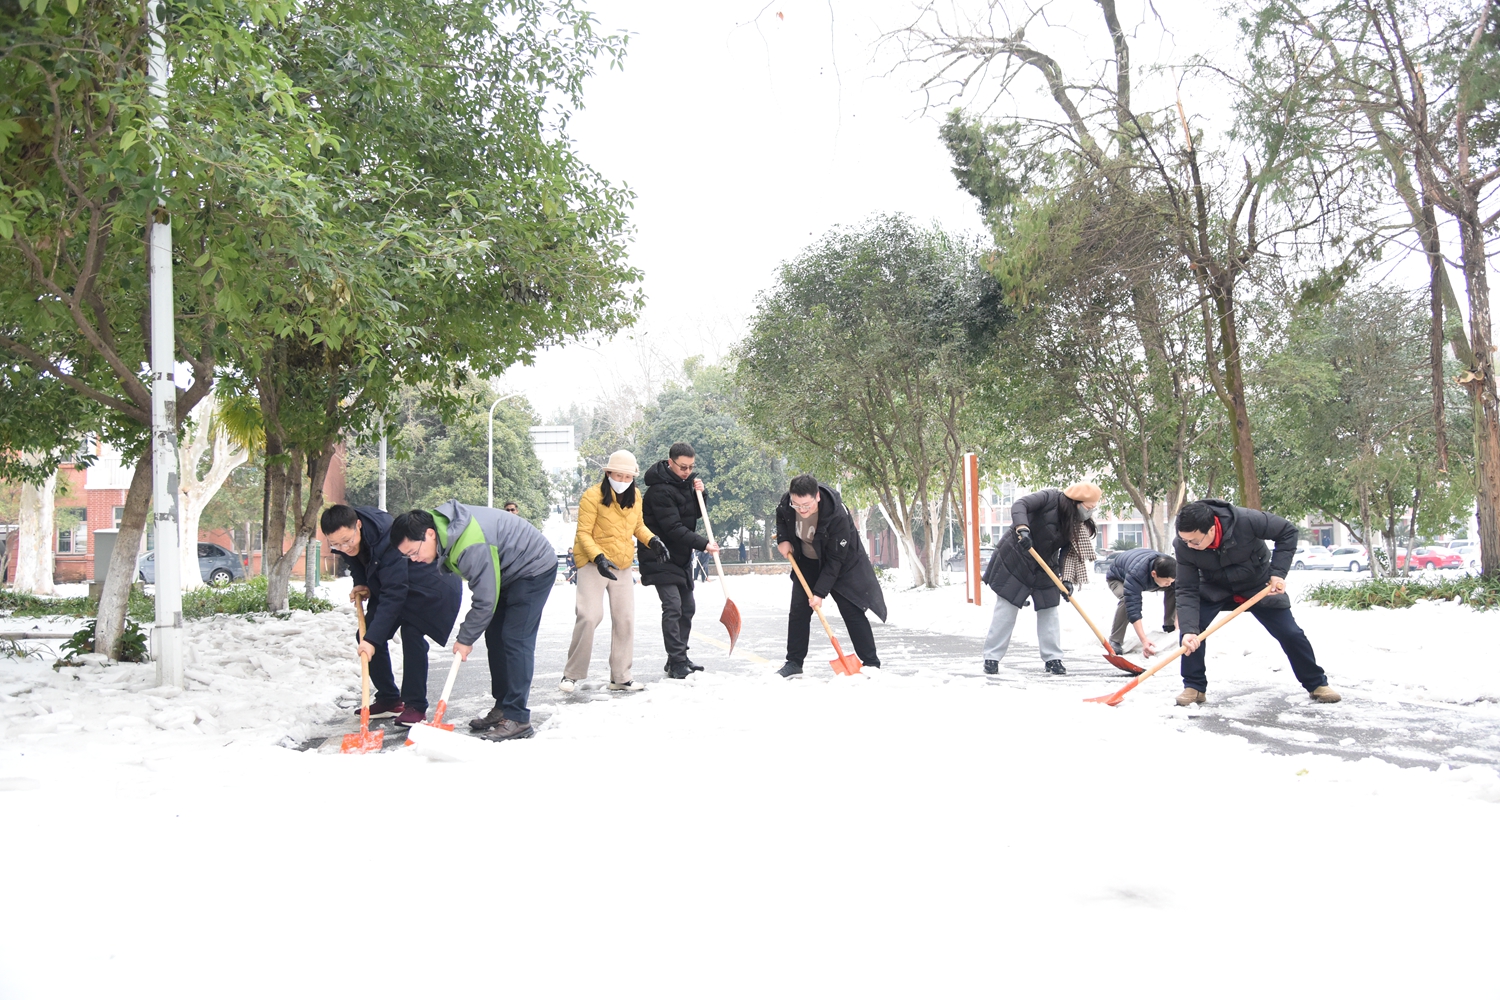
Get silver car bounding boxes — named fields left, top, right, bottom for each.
left=137, top=543, right=247, bottom=587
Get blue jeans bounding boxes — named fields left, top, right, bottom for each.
left=364, top=622, right=432, bottom=710
left=1180, top=599, right=1327, bottom=693
left=484, top=571, right=554, bottom=724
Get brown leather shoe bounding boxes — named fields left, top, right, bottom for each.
left=480, top=718, right=534, bottom=741
left=1309, top=685, right=1342, bottom=703
left=468, top=704, right=508, bottom=732
left=1175, top=688, right=1206, bottom=706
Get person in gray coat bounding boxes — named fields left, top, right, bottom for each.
left=391, top=501, right=558, bottom=741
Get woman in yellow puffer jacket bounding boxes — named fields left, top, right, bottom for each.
left=563, top=450, right=663, bottom=692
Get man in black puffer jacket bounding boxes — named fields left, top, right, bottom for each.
left=1173, top=499, right=1340, bottom=707
left=637, top=443, right=719, bottom=678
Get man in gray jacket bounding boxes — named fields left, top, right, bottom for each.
left=391, top=501, right=558, bottom=740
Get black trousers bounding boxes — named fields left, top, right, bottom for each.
left=364, top=621, right=432, bottom=710
left=786, top=555, right=879, bottom=667
left=655, top=581, right=696, bottom=664
left=1180, top=598, right=1327, bottom=693
left=483, top=570, right=555, bottom=725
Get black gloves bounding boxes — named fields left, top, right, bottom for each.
left=594, top=554, right=618, bottom=581
left=1016, top=526, right=1033, bottom=551
left=648, top=536, right=668, bottom=559
left=1059, top=580, right=1073, bottom=598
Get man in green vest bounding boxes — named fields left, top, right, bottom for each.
left=391, top=501, right=558, bottom=741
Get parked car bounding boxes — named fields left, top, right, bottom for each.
left=1394, top=546, right=1464, bottom=571
left=1449, top=540, right=1481, bottom=571
left=1093, top=550, right=1121, bottom=574
left=137, top=543, right=246, bottom=587
left=945, top=546, right=994, bottom=572
left=1298, top=546, right=1368, bottom=572
left=1290, top=546, right=1330, bottom=570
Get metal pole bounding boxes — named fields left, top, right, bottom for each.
left=378, top=416, right=387, bottom=510
left=488, top=398, right=502, bottom=509
left=148, top=5, right=182, bottom=687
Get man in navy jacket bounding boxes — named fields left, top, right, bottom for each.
left=1105, top=547, right=1176, bottom=656
left=1173, top=499, right=1340, bottom=707
left=320, top=504, right=462, bottom=727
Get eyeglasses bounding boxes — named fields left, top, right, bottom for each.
left=671, top=460, right=695, bottom=472
left=789, top=498, right=818, bottom=512
left=504, top=506, right=519, bottom=513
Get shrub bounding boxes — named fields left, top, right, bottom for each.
left=180, top=576, right=333, bottom=618
left=1305, top=576, right=1500, bottom=612
left=57, top=618, right=149, bottom=665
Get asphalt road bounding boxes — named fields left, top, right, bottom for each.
left=306, top=575, right=1500, bottom=771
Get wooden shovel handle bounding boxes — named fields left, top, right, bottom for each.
left=695, top=489, right=733, bottom=603
left=1025, top=544, right=1112, bottom=650
left=354, top=595, right=368, bottom=642
left=785, top=550, right=839, bottom=645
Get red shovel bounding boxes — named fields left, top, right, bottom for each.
left=1085, top=585, right=1272, bottom=706
left=695, top=488, right=742, bottom=654
left=341, top=597, right=385, bottom=754
left=785, top=551, right=861, bottom=676
left=1026, top=547, right=1143, bottom=675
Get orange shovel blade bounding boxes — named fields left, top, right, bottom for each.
left=1085, top=677, right=1140, bottom=706
left=1104, top=651, right=1145, bottom=676
left=720, top=600, right=742, bottom=654
left=340, top=727, right=385, bottom=753
left=828, top=638, right=863, bottom=676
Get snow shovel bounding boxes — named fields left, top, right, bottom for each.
left=1085, top=584, right=1273, bottom=706
left=695, top=489, right=742, bottom=654
left=341, top=597, right=385, bottom=754
left=1026, top=546, right=1143, bottom=675
left=404, top=652, right=463, bottom=747
left=784, top=550, right=861, bottom=676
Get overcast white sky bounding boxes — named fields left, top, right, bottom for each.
left=498, top=0, right=1410, bottom=418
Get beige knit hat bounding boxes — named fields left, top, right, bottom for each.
left=603, top=450, right=639, bottom=478
left=1063, top=482, right=1103, bottom=505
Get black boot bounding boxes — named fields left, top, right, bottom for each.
left=686, top=660, right=705, bottom=672
left=664, top=661, right=692, bottom=680
left=983, top=659, right=999, bottom=675
left=1044, top=659, right=1066, bottom=675
left=777, top=661, right=803, bottom=678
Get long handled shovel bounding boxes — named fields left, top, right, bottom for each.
left=341, top=597, right=385, bottom=754
left=784, top=551, right=862, bottom=676
left=1026, top=546, right=1144, bottom=675
left=695, top=489, right=742, bottom=654
left=1085, top=585, right=1273, bottom=706
left=405, top=652, right=463, bottom=747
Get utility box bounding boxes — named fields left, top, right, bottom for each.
left=305, top=540, right=320, bottom=589
left=89, top=529, right=120, bottom=601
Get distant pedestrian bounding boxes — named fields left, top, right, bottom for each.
left=775, top=475, right=886, bottom=677
left=1105, top=548, right=1176, bottom=656
left=739, top=539, right=748, bottom=563
left=563, top=451, right=665, bottom=694
left=390, top=501, right=557, bottom=741
left=980, top=483, right=1100, bottom=676
left=321, top=504, right=461, bottom=727
left=503, top=501, right=520, bottom=515
left=637, top=443, right=719, bottom=679
left=1173, top=499, right=1340, bottom=706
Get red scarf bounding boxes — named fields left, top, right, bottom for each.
left=1210, top=516, right=1249, bottom=603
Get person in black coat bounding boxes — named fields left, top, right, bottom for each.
left=774, top=475, right=887, bottom=677
left=981, top=483, right=1100, bottom=676
left=1105, top=547, right=1176, bottom=656
left=1173, top=499, right=1340, bottom=706
left=636, top=443, right=719, bottom=678
left=320, top=504, right=463, bottom=727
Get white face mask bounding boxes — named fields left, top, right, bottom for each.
left=609, top=477, right=632, bottom=494
left=1081, top=506, right=1096, bottom=521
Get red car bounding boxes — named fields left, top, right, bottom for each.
left=1394, top=546, right=1464, bottom=570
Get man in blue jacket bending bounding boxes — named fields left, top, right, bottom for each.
left=321, top=504, right=462, bottom=728
left=1105, top=548, right=1176, bottom=657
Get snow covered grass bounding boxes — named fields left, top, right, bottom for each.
left=2, top=574, right=1498, bottom=997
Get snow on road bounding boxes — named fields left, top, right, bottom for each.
left=2, top=571, right=1498, bottom=998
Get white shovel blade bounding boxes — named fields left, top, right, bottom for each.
left=405, top=722, right=496, bottom=763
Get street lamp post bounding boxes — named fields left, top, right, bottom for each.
left=487, top=393, right=522, bottom=509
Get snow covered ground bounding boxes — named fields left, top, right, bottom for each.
left=2, top=570, right=1498, bottom=998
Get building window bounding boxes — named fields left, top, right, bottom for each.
left=57, top=507, right=88, bottom=553
left=112, top=506, right=125, bottom=529
left=1116, top=523, right=1145, bottom=549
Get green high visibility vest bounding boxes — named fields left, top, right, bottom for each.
left=431, top=511, right=502, bottom=589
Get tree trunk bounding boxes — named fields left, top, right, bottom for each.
left=177, top=403, right=249, bottom=590
left=265, top=446, right=335, bottom=610
left=1212, top=282, right=1262, bottom=508
left=95, top=457, right=153, bottom=659
left=1422, top=201, right=1450, bottom=472
left=876, top=496, right=927, bottom=588
left=14, top=467, right=58, bottom=595
left=1456, top=212, right=1500, bottom=578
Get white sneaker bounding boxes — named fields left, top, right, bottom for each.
left=608, top=680, right=645, bottom=692
left=559, top=678, right=578, bottom=693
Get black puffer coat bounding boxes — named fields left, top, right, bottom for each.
left=636, top=459, right=710, bottom=587
left=982, top=488, right=1093, bottom=610
left=340, top=507, right=462, bottom=647
left=774, top=484, right=888, bottom=620
left=1173, top=499, right=1296, bottom=632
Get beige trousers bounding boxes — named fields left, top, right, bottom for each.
left=564, top=560, right=635, bottom=683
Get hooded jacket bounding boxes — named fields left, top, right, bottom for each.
left=1172, top=499, right=1296, bottom=633
left=339, top=507, right=461, bottom=648
left=636, top=458, right=710, bottom=587
left=1105, top=547, right=1172, bottom=626
left=983, top=488, right=1093, bottom=610
left=774, top=484, right=887, bottom=620
left=430, top=500, right=557, bottom=646
left=573, top=479, right=655, bottom=570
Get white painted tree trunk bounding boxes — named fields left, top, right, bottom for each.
left=14, top=467, right=58, bottom=595
left=177, top=403, right=249, bottom=590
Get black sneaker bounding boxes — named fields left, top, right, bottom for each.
left=664, top=662, right=692, bottom=679
left=1109, top=641, right=1125, bottom=655
left=777, top=661, right=803, bottom=678
left=983, top=659, right=999, bottom=675
left=686, top=660, right=705, bottom=672
left=468, top=704, right=508, bottom=732
left=1044, top=659, right=1066, bottom=675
